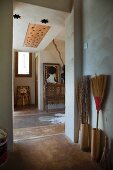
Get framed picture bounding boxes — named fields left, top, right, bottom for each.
left=43, top=63, right=60, bottom=84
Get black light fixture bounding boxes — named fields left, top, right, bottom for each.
left=13, top=14, right=21, bottom=19
left=41, top=19, right=49, bottom=24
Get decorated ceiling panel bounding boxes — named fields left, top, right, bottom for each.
left=24, top=23, right=50, bottom=48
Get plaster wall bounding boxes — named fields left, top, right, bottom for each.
left=14, top=53, right=36, bottom=104
left=65, top=9, right=75, bottom=142
left=0, top=0, right=13, bottom=150
left=17, top=0, right=73, bottom=12
left=83, top=0, right=113, bottom=140
left=38, top=40, right=65, bottom=110
left=65, top=0, right=82, bottom=142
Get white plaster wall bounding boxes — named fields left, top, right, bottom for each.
left=65, top=8, right=75, bottom=142
left=65, top=0, right=82, bottom=143
left=14, top=53, right=35, bottom=104
left=83, top=0, right=113, bottom=140
left=38, top=40, right=65, bottom=110
left=0, top=0, right=13, bottom=150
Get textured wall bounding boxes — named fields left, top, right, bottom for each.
left=0, top=0, right=13, bottom=150
left=83, top=0, right=113, bottom=142
left=38, top=40, right=65, bottom=111
left=65, top=0, right=82, bottom=143
left=14, top=53, right=36, bottom=105
left=65, top=8, right=75, bottom=142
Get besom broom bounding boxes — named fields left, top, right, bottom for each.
left=91, top=75, right=107, bottom=129
left=90, top=75, right=107, bottom=161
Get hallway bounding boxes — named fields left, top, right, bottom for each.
left=1, top=135, right=102, bottom=170
left=11, top=107, right=102, bottom=170
left=13, top=106, right=65, bottom=141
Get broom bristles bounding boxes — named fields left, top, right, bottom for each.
left=91, top=75, right=107, bottom=100
left=91, top=75, right=107, bottom=129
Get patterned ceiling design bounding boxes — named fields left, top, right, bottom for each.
left=24, top=23, right=50, bottom=48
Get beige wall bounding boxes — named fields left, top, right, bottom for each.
left=38, top=39, right=65, bottom=110
left=0, top=0, right=13, bottom=150
left=14, top=53, right=36, bottom=105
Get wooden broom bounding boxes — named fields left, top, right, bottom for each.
left=91, top=75, right=107, bottom=129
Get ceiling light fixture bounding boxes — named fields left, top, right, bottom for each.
left=41, top=19, right=49, bottom=24
left=13, top=14, right=21, bottom=19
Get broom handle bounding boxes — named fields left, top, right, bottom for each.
left=96, top=110, right=99, bottom=129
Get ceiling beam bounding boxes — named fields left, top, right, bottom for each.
left=16, top=0, right=73, bottom=12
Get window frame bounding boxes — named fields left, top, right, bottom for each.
left=15, top=52, right=32, bottom=77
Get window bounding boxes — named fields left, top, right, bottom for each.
left=15, top=52, right=32, bottom=77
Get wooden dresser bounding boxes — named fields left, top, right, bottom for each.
left=44, top=83, right=65, bottom=111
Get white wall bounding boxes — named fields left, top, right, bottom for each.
left=0, top=0, right=13, bottom=151
left=65, top=0, right=82, bottom=143
left=38, top=39, right=65, bottom=110
left=14, top=53, right=36, bottom=105
left=65, top=8, right=75, bottom=142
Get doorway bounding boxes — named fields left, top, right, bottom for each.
left=13, top=2, right=67, bottom=141
left=13, top=51, right=65, bottom=141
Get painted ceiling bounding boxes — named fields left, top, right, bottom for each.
left=13, top=1, right=69, bottom=52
